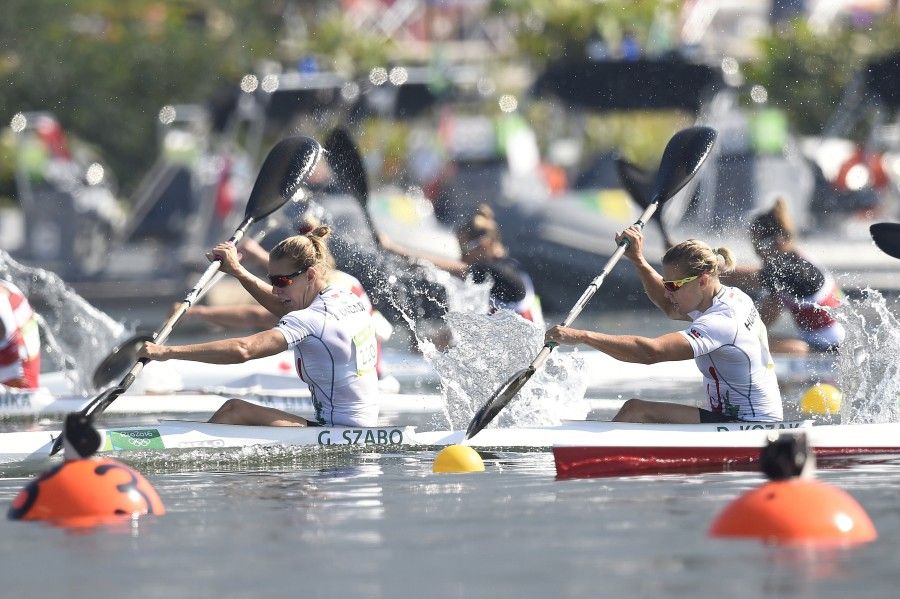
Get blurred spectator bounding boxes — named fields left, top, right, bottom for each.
left=380, top=203, right=543, bottom=326
left=0, top=280, right=40, bottom=389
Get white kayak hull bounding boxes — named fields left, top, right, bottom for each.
left=0, top=422, right=418, bottom=465
left=3, top=419, right=900, bottom=477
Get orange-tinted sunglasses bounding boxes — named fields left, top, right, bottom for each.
left=268, top=269, right=307, bottom=288
left=662, top=274, right=699, bottom=292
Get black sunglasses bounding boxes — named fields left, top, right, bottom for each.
left=268, top=269, right=307, bottom=288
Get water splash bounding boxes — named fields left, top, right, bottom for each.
left=420, top=310, right=587, bottom=430
left=0, top=250, right=127, bottom=394
left=296, top=197, right=589, bottom=428
left=836, top=289, right=900, bottom=424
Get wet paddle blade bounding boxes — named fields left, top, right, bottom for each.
left=615, top=157, right=654, bottom=210
left=324, top=127, right=369, bottom=204
left=51, top=136, right=323, bottom=457
left=91, top=333, right=155, bottom=390
left=466, top=366, right=536, bottom=440
left=245, top=136, right=323, bottom=221
left=870, top=222, right=900, bottom=259
left=50, top=389, right=119, bottom=456
left=651, top=126, right=717, bottom=204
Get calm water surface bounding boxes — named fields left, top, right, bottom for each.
left=2, top=450, right=900, bottom=598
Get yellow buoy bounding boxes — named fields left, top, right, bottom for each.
left=800, top=383, right=843, bottom=416
left=432, top=445, right=485, bottom=473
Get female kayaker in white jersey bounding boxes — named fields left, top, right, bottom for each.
left=139, top=226, right=380, bottom=427
left=727, top=197, right=845, bottom=355
left=546, top=227, right=783, bottom=424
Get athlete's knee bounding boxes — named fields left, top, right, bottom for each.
left=210, top=398, right=247, bottom=423
left=219, top=398, right=245, bottom=413
left=614, top=398, right=644, bottom=421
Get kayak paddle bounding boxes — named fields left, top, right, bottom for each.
left=615, top=156, right=675, bottom=250
left=90, top=214, right=286, bottom=390
left=465, top=126, right=718, bottom=440
left=50, top=135, right=323, bottom=456
left=323, top=127, right=379, bottom=246
left=870, top=222, right=900, bottom=259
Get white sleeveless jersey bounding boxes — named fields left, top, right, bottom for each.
left=275, top=286, right=379, bottom=426
left=681, top=286, right=783, bottom=422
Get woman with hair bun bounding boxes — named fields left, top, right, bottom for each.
left=181, top=211, right=395, bottom=387
left=727, top=197, right=845, bottom=354
left=380, top=203, right=543, bottom=325
left=546, top=225, right=783, bottom=424
left=139, top=226, right=380, bottom=427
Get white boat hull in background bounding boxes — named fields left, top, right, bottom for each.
left=39, top=348, right=837, bottom=400
left=0, top=386, right=446, bottom=425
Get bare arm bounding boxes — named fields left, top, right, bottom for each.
left=209, top=242, right=286, bottom=316
left=631, top=257, right=686, bottom=320
left=239, top=237, right=270, bottom=270
left=139, top=329, right=288, bottom=364
left=379, top=234, right=469, bottom=278
left=189, top=304, right=279, bottom=330
left=546, top=328, right=694, bottom=364
left=615, top=226, right=685, bottom=320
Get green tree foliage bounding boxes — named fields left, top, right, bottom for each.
left=302, top=10, right=395, bottom=74
left=0, top=1, right=281, bottom=194
left=490, top=0, right=666, bottom=64
left=746, top=18, right=900, bottom=136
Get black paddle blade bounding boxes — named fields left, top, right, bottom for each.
left=652, top=126, right=717, bottom=204
left=50, top=387, right=118, bottom=456
left=615, top=157, right=654, bottom=210
left=91, top=333, right=155, bottom=390
left=324, top=127, right=369, bottom=203
left=870, top=222, right=900, bottom=259
left=245, top=136, right=323, bottom=221
left=616, top=156, right=675, bottom=249
left=465, top=366, right=536, bottom=440
left=63, top=412, right=102, bottom=458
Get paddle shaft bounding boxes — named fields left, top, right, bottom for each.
left=542, top=199, right=661, bottom=356
left=83, top=215, right=257, bottom=419
left=512, top=200, right=660, bottom=382
left=193, top=222, right=275, bottom=304
left=464, top=200, right=661, bottom=439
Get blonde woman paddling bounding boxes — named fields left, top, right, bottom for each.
left=139, top=226, right=380, bottom=427
left=546, top=226, right=783, bottom=424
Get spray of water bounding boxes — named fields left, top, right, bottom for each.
left=836, top=288, right=900, bottom=424
left=0, top=250, right=127, bottom=394
left=305, top=197, right=587, bottom=429
left=420, top=310, right=587, bottom=430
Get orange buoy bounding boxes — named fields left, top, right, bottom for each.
left=709, top=479, right=876, bottom=545
left=709, top=432, right=876, bottom=545
left=8, top=457, right=165, bottom=528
